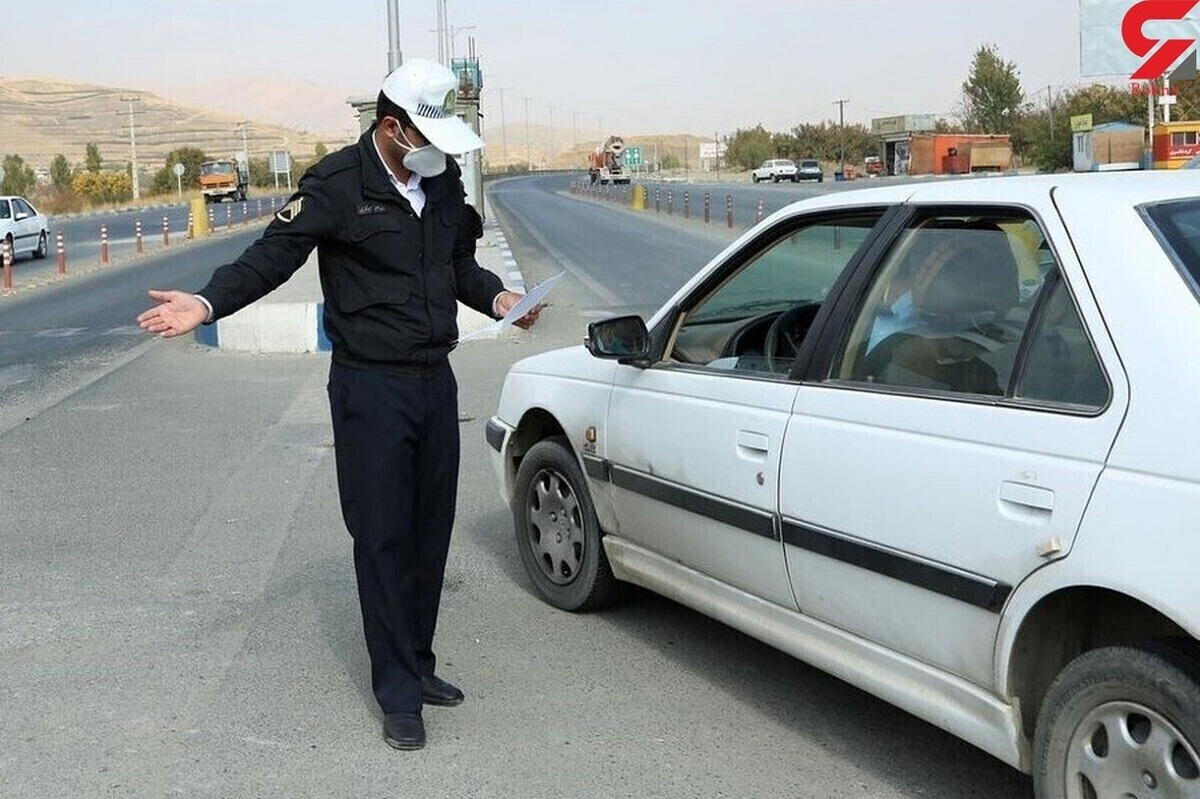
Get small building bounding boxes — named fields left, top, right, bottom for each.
left=1073, top=122, right=1145, bottom=172
left=871, top=114, right=936, bottom=176
left=870, top=115, right=1012, bottom=176
left=908, top=134, right=1013, bottom=175
left=1151, top=119, right=1200, bottom=169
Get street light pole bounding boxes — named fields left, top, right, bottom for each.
left=386, top=0, right=403, bottom=72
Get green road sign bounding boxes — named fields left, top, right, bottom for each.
left=626, top=146, right=642, bottom=166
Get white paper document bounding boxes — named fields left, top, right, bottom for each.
left=456, top=271, right=565, bottom=343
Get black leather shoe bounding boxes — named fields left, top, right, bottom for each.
left=420, top=674, right=464, bottom=707
left=383, top=712, right=425, bottom=750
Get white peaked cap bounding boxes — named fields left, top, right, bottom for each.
left=380, top=59, right=484, bottom=154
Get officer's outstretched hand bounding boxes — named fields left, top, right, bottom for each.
left=496, top=290, right=542, bottom=329
left=138, top=290, right=208, bottom=338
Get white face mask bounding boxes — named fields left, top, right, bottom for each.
left=391, top=125, right=447, bottom=178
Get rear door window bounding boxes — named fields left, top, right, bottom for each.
left=1143, top=199, right=1200, bottom=298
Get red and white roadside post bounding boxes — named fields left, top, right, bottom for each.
left=2, top=239, right=12, bottom=292
left=135, top=220, right=144, bottom=254
left=100, top=225, right=110, bottom=265
left=727, top=195, right=734, bottom=229
left=162, top=215, right=170, bottom=248
left=756, top=198, right=765, bottom=224
left=56, top=232, right=66, bottom=275
left=226, top=205, right=232, bottom=231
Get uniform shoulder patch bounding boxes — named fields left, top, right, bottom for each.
left=276, top=197, right=304, bottom=223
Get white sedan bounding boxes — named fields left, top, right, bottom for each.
left=487, top=171, right=1200, bottom=798
left=0, top=195, right=49, bottom=261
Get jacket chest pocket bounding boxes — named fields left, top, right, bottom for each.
left=349, top=212, right=415, bottom=244
left=336, top=214, right=420, bottom=313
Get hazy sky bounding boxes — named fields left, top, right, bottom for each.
left=2, top=1, right=1117, bottom=138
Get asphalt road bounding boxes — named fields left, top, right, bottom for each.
left=0, top=176, right=1035, bottom=798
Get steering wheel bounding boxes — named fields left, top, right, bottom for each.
left=764, top=303, right=820, bottom=373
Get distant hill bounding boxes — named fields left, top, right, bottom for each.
left=0, top=77, right=354, bottom=173
left=0, top=76, right=709, bottom=179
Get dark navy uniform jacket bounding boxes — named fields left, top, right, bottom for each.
left=198, top=126, right=503, bottom=375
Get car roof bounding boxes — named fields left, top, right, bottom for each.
left=781, top=170, right=1200, bottom=214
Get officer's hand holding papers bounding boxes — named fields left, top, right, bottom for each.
left=458, top=271, right=562, bottom=342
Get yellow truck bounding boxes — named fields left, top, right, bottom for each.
left=199, top=159, right=249, bottom=203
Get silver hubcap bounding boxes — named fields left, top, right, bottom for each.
left=524, top=467, right=584, bottom=586
left=1065, top=701, right=1200, bottom=798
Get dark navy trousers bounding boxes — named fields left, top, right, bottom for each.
left=327, top=360, right=459, bottom=714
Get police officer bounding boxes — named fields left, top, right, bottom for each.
left=137, top=59, right=539, bottom=751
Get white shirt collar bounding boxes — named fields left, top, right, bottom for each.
left=372, top=131, right=426, bottom=217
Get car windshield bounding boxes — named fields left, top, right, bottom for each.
left=800, top=160, right=819, bottom=168
left=201, top=163, right=235, bottom=176
left=1144, top=198, right=1200, bottom=298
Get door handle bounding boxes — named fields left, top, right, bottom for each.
left=736, top=430, right=770, bottom=455
left=999, top=481, right=1055, bottom=512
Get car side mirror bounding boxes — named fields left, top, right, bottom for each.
left=14, top=212, right=28, bottom=221
left=585, top=315, right=651, bottom=366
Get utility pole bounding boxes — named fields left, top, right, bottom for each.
left=235, top=121, right=251, bottom=160
left=830, top=97, right=849, bottom=177
left=572, top=110, right=579, bottom=159
left=715, top=132, right=721, bottom=180
left=119, top=96, right=143, bottom=200
left=524, top=96, right=532, bottom=169
left=494, top=86, right=512, bottom=169
left=1047, top=85, right=1054, bottom=143
left=834, top=98, right=849, bottom=179
left=386, top=0, right=403, bottom=72
left=548, top=104, right=555, bottom=167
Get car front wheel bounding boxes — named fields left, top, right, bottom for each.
left=1033, top=643, right=1200, bottom=799
left=33, top=231, right=48, bottom=259
left=512, top=436, right=619, bottom=612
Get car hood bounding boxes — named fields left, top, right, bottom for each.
left=507, top=343, right=618, bottom=381
left=496, top=343, right=620, bottom=423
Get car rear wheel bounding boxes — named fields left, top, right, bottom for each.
left=512, top=436, right=619, bottom=612
left=33, top=231, right=48, bottom=259
left=1033, top=643, right=1200, bottom=799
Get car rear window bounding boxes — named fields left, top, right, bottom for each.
left=1144, top=199, right=1200, bottom=297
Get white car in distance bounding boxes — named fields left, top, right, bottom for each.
left=0, top=195, right=50, bottom=262
left=751, top=159, right=798, bottom=183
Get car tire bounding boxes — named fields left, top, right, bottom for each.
left=1033, top=642, right=1200, bottom=799
left=33, top=231, right=48, bottom=259
left=751, top=175, right=760, bottom=183
left=512, top=436, right=620, bottom=612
